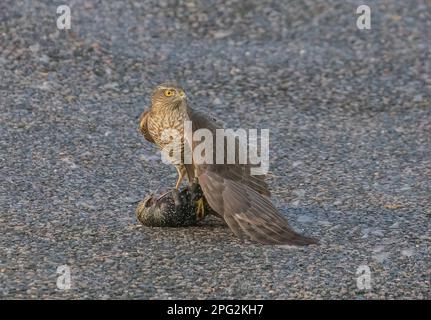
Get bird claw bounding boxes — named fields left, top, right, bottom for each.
left=195, top=198, right=205, bottom=220
left=190, top=179, right=202, bottom=203
left=189, top=179, right=205, bottom=220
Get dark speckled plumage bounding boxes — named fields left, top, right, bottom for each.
left=136, top=185, right=213, bottom=227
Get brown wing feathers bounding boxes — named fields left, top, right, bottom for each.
left=139, top=109, right=154, bottom=143
left=199, top=171, right=317, bottom=245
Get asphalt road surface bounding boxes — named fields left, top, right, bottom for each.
left=0, top=0, right=430, bottom=299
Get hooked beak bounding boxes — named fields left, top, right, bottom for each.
left=173, top=90, right=186, bottom=106
left=178, top=90, right=186, bottom=100
left=174, top=90, right=187, bottom=107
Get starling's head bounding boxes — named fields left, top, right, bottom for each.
left=151, top=82, right=187, bottom=111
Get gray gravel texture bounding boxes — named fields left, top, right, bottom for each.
left=1, top=0, right=430, bottom=299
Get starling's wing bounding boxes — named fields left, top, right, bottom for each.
left=199, top=170, right=317, bottom=245
left=138, top=109, right=155, bottom=143
left=186, top=107, right=270, bottom=197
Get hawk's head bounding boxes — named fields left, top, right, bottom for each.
left=151, top=82, right=187, bottom=110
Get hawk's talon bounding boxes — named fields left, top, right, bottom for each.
left=190, top=180, right=205, bottom=219
left=195, top=197, right=205, bottom=220
left=190, top=180, right=203, bottom=203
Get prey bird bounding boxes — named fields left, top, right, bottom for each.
left=139, top=82, right=317, bottom=245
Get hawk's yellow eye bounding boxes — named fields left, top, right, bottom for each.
left=164, top=89, right=174, bottom=97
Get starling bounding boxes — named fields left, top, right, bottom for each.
left=136, top=185, right=213, bottom=227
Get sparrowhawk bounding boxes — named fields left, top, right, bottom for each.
left=138, top=82, right=317, bottom=245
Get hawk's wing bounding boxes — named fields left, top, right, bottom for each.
left=187, top=107, right=317, bottom=245
left=187, top=107, right=270, bottom=196
left=138, top=109, right=155, bottom=143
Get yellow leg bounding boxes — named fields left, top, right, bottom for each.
left=175, top=166, right=186, bottom=189
left=190, top=171, right=205, bottom=219
left=195, top=198, right=205, bottom=219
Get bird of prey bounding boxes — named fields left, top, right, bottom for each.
left=139, top=82, right=317, bottom=245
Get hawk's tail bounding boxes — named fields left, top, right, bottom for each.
left=199, top=171, right=318, bottom=245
